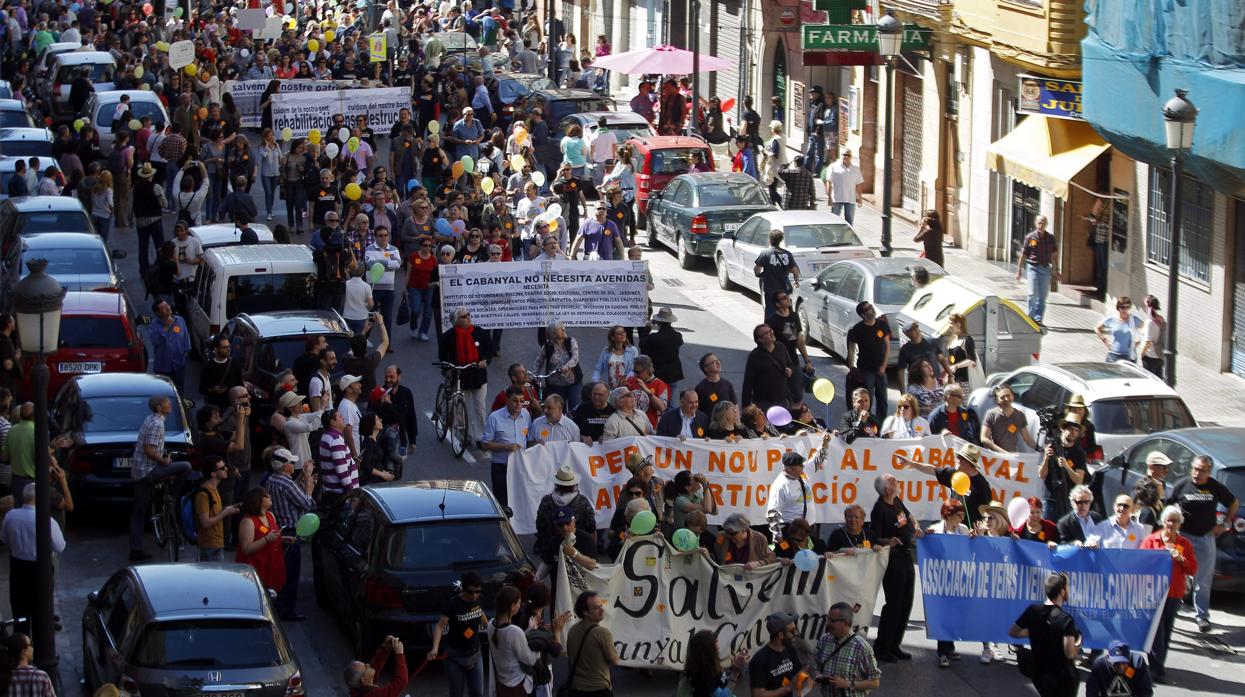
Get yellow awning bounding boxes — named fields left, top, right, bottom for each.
left=985, top=116, right=1110, bottom=198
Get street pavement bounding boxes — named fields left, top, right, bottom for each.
left=5, top=131, right=1242, bottom=696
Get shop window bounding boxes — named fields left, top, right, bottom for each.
left=1146, top=167, right=1212, bottom=283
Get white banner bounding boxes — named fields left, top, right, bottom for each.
left=225, top=79, right=347, bottom=129
left=271, top=86, right=412, bottom=137
left=439, top=260, right=650, bottom=329
left=554, top=535, right=890, bottom=669
left=508, top=435, right=1042, bottom=535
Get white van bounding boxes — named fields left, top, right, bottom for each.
left=85, top=90, right=172, bottom=153
left=42, top=51, right=116, bottom=120
left=187, top=245, right=316, bottom=354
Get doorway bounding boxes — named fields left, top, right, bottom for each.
left=1010, top=181, right=1041, bottom=264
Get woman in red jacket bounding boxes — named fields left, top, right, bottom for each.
left=234, top=487, right=286, bottom=592
left=345, top=636, right=409, bottom=697
left=1139, top=504, right=1197, bottom=683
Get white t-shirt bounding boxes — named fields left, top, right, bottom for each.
left=588, top=129, right=617, bottom=163
left=338, top=397, right=362, bottom=453
left=172, top=235, right=203, bottom=281
left=308, top=372, right=331, bottom=406
left=827, top=162, right=864, bottom=204
left=343, top=277, right=373, bottom=320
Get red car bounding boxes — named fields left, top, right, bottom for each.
left=627, top=135, right=716, bottom=221
left=20, top=291, right=146, bottom=398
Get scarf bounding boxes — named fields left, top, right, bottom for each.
left=454, top=326, right=479, bottom=364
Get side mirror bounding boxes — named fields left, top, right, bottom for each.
left=721, top=229, right=734, bottom=240
left=86, top=591, right=99, bottom=606
left=110, top=249, right=127, bottom=260
left=1108, top=454, right=1126, bottom=469
left=809, top=278, right=820, bottom=289
left=503, top=506, right=514, bottom=519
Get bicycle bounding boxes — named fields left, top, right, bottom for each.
left=150, top=468, right=197, bottom=563
left=432, top=362, right=477, bottom=458
left=526, top=372, right=555, bottom=406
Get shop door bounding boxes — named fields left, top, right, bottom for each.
left=900, top=75, right=923, bottom=211
left=711, top=0, right=743, bottom=108
left=1232, top=199, right=1245, bottom=377
left=1010, top=181, right=1041, bottom=264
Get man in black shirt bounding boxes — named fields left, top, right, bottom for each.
left=869, top=474, right=922, bottom=662
left=754, top=229, right=799, bottom=318
left=199, top=334, right=243, bottom=409
left=765, top=291, right=812, bottom=405
left=292, top=335, right=327, bottom=397
left=741, top=324, right=792, bottom=412
left=896, top=321, right=951, bottom=390
left=1168, top=454, right=1239, bottom=632
left=693, top=352, right=737, bottom=417
left=381, top=366, right=418, bottom=452
left=846, top=301, right=890, bottom=420
left=572, top=382, right=615, bottom=445
left=1038, top=414, right=1088, bottom=521
left=748, top=612, right=802, bottom=697
left=1009, top=572, right=1081, bottom=697
left=900, top=442, right=993, bottom=528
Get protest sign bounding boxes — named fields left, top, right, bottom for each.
left=236, top=8, right=267, bottom=31
left=260, top=16, right=285, bottom=40
left=508, top=435, right=1041, bottom=534
left=438, top=260, right=650, bottom=329
left=225, top=79, right=349, bottom=128
left=169, top=40, right=195, bottom=69
left=555, top=535, right=890, bottom=669
left=369, top=34, right=388, bottom=62
left=272, top=86, right=412, bottom=137
left=918, top=535, right=1171, bottom=650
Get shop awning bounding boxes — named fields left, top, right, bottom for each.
left=985, top=116, right=1110, bottom=198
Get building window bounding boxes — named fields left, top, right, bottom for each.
left=1146, top=166, right=1213, bottom=283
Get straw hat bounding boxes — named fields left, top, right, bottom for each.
left=978, top=500, right=1009, bottom=520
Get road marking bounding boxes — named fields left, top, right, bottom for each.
left=424, top=411, right=478, bottom=464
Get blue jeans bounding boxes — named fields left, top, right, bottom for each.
left=373, top=289, right=395, bottom=333
left=804, top=135, right=824, bottom=174
left=1186, top=532, right=1216, bottom=621
left=128, top=461, right=193, bottom=552
left=198, top=547, right=225, bottom=562
left=832, top=202, right=856, bottom=225
left=861, top=369, right=889, bottom=422
left=1026, top=263, right=1052, bottom=323
left=261, top=175, right=280, bottom=217
left=547, top=382, right=581, bottom=412
left=346, top=318, right=367, bottom=335
left=407, top=287, right=434, bottom=335
left=275, top=534, right=302, bottom=616
left=443, top=652, right=484, bottom=697
left=93, top=216, right=112, bottom=243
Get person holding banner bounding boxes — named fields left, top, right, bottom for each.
left=813, top=602, right=881, bottom=696
left=869, top=474, right=923, bottom=663
left=827, top=505, right=879, bottom=554
left=1139, top=505, right=1197, bottom=684
left=714, top=513, right=774, bottom=569
left=924, top=500, right=969, bottom=667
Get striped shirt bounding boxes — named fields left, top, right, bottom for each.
left=318, top=428, right=358, bottom=493
left=266, top=472, right=316, bottom=530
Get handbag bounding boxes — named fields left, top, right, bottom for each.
left=396, top=293, right=411, bottom=325
left=556, top=625, right=597, bottom=697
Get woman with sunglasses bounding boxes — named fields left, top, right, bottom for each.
left=456, top=229, right=490, bottom=263
left=881, top=394, right=930, bottom=439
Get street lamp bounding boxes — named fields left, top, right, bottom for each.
left=11, top=258, right=65, bottom=693
left=876, top=12, right=903, bottom=257
left=689, top=0, right=702, bottom=136
left=1161, top=88, right=1197, bottom=387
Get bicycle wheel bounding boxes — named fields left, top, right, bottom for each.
left=450, top=396, right=469, bottom=458
left=164, top=500, right=181, bottom=563
left=433, top=383, right=450, bottom=441
left=150, top=487, right=168, bottom=548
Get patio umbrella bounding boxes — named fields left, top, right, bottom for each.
left=588, top=44, right=734, bottom=76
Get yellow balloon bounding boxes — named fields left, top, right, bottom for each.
left=480, top=177, right=495, bottom=195
left=509, top=154, right=526, bottom=170
left=184, top=63, right=197, bottom=76
left=548, top=219, right=559, bottom=231
left=155, top=41, right=170, bottom=51
left=325, top=30, right=336, bottom=43
left=951, top=471, right=971, bottom=496
left=811, top=378, right=835, bottom=405
left=344, top=182, right=362, bottom=200
left=427, top=120, right=441, bottom=135
left=134, top=66, right=144, bottom=79
left=308, top=128, right=322, bottom=145
left=281, top=127, right=293, bottom=142
left=308, top=39, right=320, bottom=53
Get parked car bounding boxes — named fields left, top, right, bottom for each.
left=18, top=291, right=146, bottom=398
left=627, top=135, right=716, bottom=222
left=0, top=196, right=95, bottom=258
left=33, top=41, right=82, bottom=79
left=646, top=172, right=776, bottom=269
left=0, top=127, right=55, bottom=158
left=795, top=256, right=945, bottom=362
left=54, top=373, right=195, bottom=503
left=189, top=222, right=276, bottom=250
left=966, top=362, right=1197, bottom=461
left=84, top=90, right=172, bottom=153
left=40, top=50, right=116, bottom=121
left=82, top=563, right=304, bottom=696
left=486, top=71, right=555, bottom=126
left=0, top=99, right=35, bottom=128
left=528, top=88, right=610, bottom=124
left=715, top=210, right=874, bottom=295
left=557, top=111, right=657, bottom=146
left=312, top=480, right=533, bottom=653
left=1, top=232, right=124, bottom=310
left=0, top=81, right=9, bottom=99
left=0, top=159, right=61, bottom=200
left=218, top=310, right=353, bottom=404
left=1096, top=427, right=1245, bottom=591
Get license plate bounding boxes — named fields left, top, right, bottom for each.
left=58, top=362, right=102, bottom=374
left=113, top=457, right=132, bottom=469
left=724, top=222, right=741, bottom=232
left=810, top=262, right=829, bottom=272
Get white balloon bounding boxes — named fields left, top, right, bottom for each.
left=240, top=48, right=250, bottom=59
left=547, top=203, right=563, bottom=219
left=325, top=143, right=340, bottom=158
left=338, top=127, right=350, bottom=142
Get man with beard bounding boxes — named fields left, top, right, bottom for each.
left=749, top=613, right=803, bottom=697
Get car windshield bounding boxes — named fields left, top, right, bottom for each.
left=79, top=396, right=183, bottom=434
left=782, top=223, right=862, bottom=248
left=549, top=99, right=607, bottom=123
left=383, top=520, right=523, bottom=571
left=225, top=273, right=315, bottom=318
left=59, top=316, right=127, bottom=349
left=0, top=111, right=31, bottom=128
left=56, top=63, right=114, bottom=83
left=132, top=619, right=291, bottom=669
left=0, top=140, right=52, bottom=158
left=1090, top=397, right=1196, bottom=435
left=874, top=272, right=941, bottom=306
left=256, top=335, right=351, bottom=375
left=697, top=182, right=769, bottom=207
left=96, top=100, right=165, bottom=128
left=22, top=246, right=107, bottom=276
left=1220, top=469, right=1245, bottom=504
left=650, top=148, right=707, bottom=175
left=15, top=212, right=92, bottom=235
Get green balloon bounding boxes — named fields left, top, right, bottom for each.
left=672, top=528, right=699, bottom=551
left=460, top=155, right=475, bottom=174
left=629, top=510, right=657, bottom=535
left=295, top=512, right=320, bottom=538
left=173, top=6, right=183, bottom=17
left=369, top=262, right=385, bottom=283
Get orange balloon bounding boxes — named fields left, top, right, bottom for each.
left=196, top=107, right=208, bottom=120
left=451, top=161, right=464, bottom=178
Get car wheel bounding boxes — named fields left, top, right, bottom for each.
left=798, top=303, right=816, bottom=347
left=716, top=255, right=734, bottom=290
left=81, top=638, right=97, bottom=690
left=678, top=235, right=696, bottom=270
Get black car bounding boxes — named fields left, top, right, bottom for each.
left=82, top=563, right=304, bottom=696
left=486, top=71, right=554, bottom=128
left=528, top=88, right=610, bottom=125
left=312, top=480, right=533, bottom=654
left=55, top=373, right=195, bottom=503
left=217, top=310, right=353, bottom=403
left=646, top=172, right=777, bottom=269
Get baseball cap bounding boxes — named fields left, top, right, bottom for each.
left=277, top=391, right=305, bottom=411
left=1106, top=640, right=1131, bottom=664
left=553, top=506, right=575, bottom=525
left=765, top=612, right=795, bottom=636
left=273, top=448, right=297, bottom=464
left=338, top=374, right=362, bottom=391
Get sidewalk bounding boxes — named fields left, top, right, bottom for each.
left=821, top=193, right=1245, bottom=428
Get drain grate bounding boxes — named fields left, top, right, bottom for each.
left=662, top=278, right=686, bottom=287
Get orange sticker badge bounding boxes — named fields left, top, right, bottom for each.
left=172, top=325, right=181, bottom=333
left=709, top=393, right=718, bottom=402
left=696, top=427, right=704, bottom=436
left=876, top=329, right=884, bottom=338
left=1007, top=424, right=1018, bottom=433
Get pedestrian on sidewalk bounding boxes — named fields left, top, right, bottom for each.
left=1015, top=215, right=1058, bottom=325
left=777, top=156, right=816, bottom=210
left=1138, top=294, right=1166, bottom=378
left=1095, top=296, right=1142, bottom=362
left=913, top=210, right=945, bottom=267
left=826, top=150, right=864, bottom=225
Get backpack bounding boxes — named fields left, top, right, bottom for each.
left=176, top=191, right=195, bottom=227
left=179, top=486, right=209, bottom=544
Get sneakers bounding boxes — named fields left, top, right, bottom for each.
left=980, top=647, right=993, bottom=664
left=1198, top=618, right=1211, bottom=632
left=418, top=332, right=430, bottom=342
left=267, top=214, right=274, bottom=222
left=938, top=655, right=950, bottom=668
left=992, top=645, right=1007, bottom=662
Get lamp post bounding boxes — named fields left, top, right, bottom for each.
left=1161, top=88, right=1197, bottom=387
left=11, top=258, right=65, bottom=694
left=876, top=12, right=903, bottom=257
left=689, top=0, right=701, bottom=136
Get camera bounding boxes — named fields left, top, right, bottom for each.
left=1036, top=405, right=1062, bottom=443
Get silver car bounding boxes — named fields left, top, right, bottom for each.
left=715, top=210, right=874, bottom=296
left=795, top=256, right=945, bottom=361
left=13, top=232, right=123, bottom=293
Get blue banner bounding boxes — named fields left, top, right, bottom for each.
left=917, top=535, right=1171, bottom=650
left=1017, top=75, right=1084, bottom=120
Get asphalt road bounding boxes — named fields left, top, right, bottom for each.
left=21, top=134, right=1244, bottom=697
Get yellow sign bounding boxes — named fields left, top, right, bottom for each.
left=369, top=34, right=387, bottom=63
